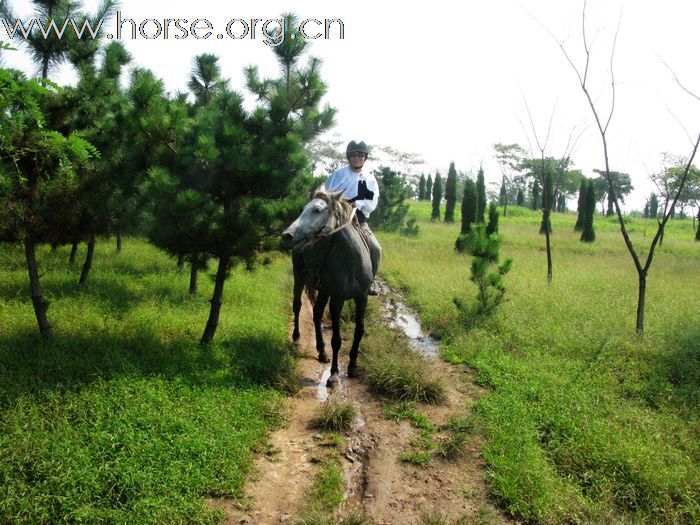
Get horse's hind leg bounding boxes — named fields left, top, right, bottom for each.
left=327, top=296, right=344, bottom=387
left=313, top=290, right=330, bottom=363
left=348, top=294, right=367, bottom=378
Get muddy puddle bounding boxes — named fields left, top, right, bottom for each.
left=378, top=280, right=441, bottom=360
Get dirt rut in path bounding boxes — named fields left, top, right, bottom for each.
left=219, top=290, right=516, bottom=525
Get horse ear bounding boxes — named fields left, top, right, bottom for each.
left=330, top=189, right=345, bottom=201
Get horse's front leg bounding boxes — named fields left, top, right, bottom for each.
left=291, top=252, right=306, bottom=343
left=348, top=294, right=367, bottom=378
left=327, top=296, right=344, bottom=387
left=292, top=277, right=304, bottom=344
left=313, top=290, right=330, bottom=363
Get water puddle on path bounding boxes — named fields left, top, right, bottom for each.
left=377, top=280, right=441, bottom=360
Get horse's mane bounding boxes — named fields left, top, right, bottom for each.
left=312, top=188, right=355, bottom=229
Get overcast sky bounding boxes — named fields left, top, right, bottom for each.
left=3, top=0, right=700, bottom=210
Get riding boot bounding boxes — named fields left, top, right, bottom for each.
left=359, top=222, right=381, bottom=295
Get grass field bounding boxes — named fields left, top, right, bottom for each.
left=377, top=202, right=700, bottom=524
left=1, top=203, right=698, bottom=524
left=0, top=241, right=295, bottom=524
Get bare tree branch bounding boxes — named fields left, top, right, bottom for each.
left=660, top=57, right=700, bottom=103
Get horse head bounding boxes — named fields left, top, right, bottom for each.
left=281, top=188, right=353, bottom=248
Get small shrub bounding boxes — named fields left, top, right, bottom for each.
left=454, top=226, right=512, bottom=321
left=400, top=217, right=420, bottom=237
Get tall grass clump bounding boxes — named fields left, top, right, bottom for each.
left=360, top=329, right=445, bottom=404
left=311, top=394, right=357, bottom=431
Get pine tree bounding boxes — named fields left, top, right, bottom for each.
left=460, top=179, right=478, bottom=235
left=453, top=227, right=513, bottom=320
left=444, top=162, right=458, bottom=222
left=606, top=191, right=615, bottom=216
left=431, top=173, right=443, bottom=221
left=146, top=53, right=226, bottom=293
left=418, top=174, right=426, bottom=200
left=580, top=180, right=596, bottom=242
left=531, top=179, right=540, bottom=210
left=188, top=53, right=226, bottom=107
left=0, top=69, right=98, bottom=341
left=368, top=167, right=411, bottom=232
left=557, top=193, right=566, bottom=212
left=486, top=202, right=499, bottom=235
left=476, top=167, right=486, bottom=223
left=574, top=178, right=586, bottom=231
left=539, top=170, right=553, bottom=235
left=0, top=0, right=116, bottom=79
left=426, top=174, right=433, bottom=202
left=649, top=192, right=659, bottom=218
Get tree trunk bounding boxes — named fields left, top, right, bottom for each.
left=79, top=235, right=96, bottom=285
left=177, top=252, right=185, bottom=272
left=116, top=233, right=122, bottom=253
left=636, top=271, right=647, bottom=335
left=189, top=253, right=199, bottom=294
left=69, top=242, right=78, bottom=265
left=24, top=237, right=53, bottom=342
left=41, top=57, right=49, bottom=80
left=544, top=209, right=553, bottom=283
left=200, top=255, right=230, bottom=345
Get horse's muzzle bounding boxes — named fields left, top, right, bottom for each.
left=281, top=231, right=295, bottom=248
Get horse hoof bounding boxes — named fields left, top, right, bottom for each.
left=327, top=374, right=340, bottom=387
left=347, top=364, right=360, bottom=378
left=318, top=351, right=330, bottom=363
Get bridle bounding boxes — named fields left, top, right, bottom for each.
left=319, top=206, right=356, bottom=238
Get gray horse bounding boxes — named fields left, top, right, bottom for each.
left=281, top=189, right=375, bottom=386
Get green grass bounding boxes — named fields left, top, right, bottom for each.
left=377, top=202, right=700, bottom=524
left=297, top=449, right=346, bottom=525
left=0, top=238, right=296, bottom=524
left=384, top=401, right=470, bottom=466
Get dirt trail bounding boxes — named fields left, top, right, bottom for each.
left=218, top=289, right=516, bottom=525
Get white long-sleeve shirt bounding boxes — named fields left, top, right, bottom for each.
left=325, top=165, right=379, bottom=220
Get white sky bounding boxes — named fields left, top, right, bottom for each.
left=3, top=0, right=700, bottom=210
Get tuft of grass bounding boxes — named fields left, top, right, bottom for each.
left=310, top=395, right=357, bottom=432
left=297, top=459, right=345, bottom=524
left=400, top=450, right=432, bottom=466
left=435, top=430, right=469, bottom=460
left=360, top=329, right=445, bottom=404
left=338, top=511, right=375, bottom=524
left=383, top=401, right=435, bottom=431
